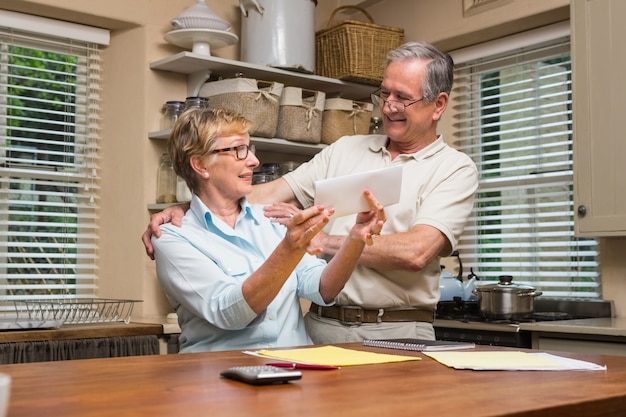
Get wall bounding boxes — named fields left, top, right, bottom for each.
left=1, top=0, right=624, bottom=318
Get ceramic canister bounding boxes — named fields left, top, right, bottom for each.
left=239, top=0, right=316, bottom=73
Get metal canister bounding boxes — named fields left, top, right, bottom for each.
left=369, top=117, right=382, bottom=134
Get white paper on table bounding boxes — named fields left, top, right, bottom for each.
left=422, top=351, right=607, bottom=371
left=313, top=166, right=403, bottom=218
left=531, top=353, right=607, bottom=371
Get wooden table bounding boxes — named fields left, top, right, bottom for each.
left=1, top=343, right=625, bottom=417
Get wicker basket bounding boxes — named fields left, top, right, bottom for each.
left=276, top=87, right=325, bottom=144
left=199, top=78, right=283, bottom=138
left=315, top=6, right=404, bottom=85
left=321, top=98, right=373, bottom=144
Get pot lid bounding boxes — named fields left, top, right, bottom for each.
left=474, top=275, right=536, bottom=293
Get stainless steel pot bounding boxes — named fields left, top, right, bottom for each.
left=472, top=275, right=543, bottom=320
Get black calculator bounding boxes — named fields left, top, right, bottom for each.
left=220, top=365, right=302, bottom=385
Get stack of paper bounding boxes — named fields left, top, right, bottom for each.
left=245, top=346, right=606, bottom=371
left=422, top=351, right=607, bottom=371
left=246, top=345, right=420, bottom=366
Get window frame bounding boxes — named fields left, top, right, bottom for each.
left=448, top=22, right=601, bottom=299
left=0, top=11, right=108, bottom=310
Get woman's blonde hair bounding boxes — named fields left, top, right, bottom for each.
left=168, top=107, right=252, bottom=193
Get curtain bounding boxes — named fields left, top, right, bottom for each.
left=0, top=335, right=159, bottom=363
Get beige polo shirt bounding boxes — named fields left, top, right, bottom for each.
left=283, top=134, right=478, bottom=311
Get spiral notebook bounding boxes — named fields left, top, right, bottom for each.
left=363, top=338, right=476, bottom=352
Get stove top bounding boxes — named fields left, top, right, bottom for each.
left=433, top=298, right=613, bottom=348
left=436, top=300, right=580, bottom=325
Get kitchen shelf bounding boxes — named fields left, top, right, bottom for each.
left=149, top=129, right=326, bottom=156
left=150, top=51, right=374, bottom=99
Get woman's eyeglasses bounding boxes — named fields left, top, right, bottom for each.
left=211, top=144, right=256, bottom=160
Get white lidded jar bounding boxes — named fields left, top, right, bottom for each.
left=239, top=0, right=316, bottom=73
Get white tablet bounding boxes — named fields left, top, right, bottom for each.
left=314, top=165, right=403, bottom=217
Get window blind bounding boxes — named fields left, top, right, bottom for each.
left=450, top=28, right=600, bottom=298
left=0, top=17, right=104, bottom=307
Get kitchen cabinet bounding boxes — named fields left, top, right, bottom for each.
left=148, top=52, right=374, bottom=209
left=572, top=0, right=626, bottom=236
left=520, top=317, right=626, bottom=356
left=0, top=322, right=164, bottom=363
left=532, top=336, right=626, bottom=356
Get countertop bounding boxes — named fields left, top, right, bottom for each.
left=134, top=315, right=181, bottom=334
left=145, top=316, right=626, bottom=338
left=0, top=316, right=179, bottom=344
left=434, top=318, right=523, bottom=332
left=519, top=317, right=626, bottom=337
left=4, top=316, right=622, bottom=344
left=0, top=322, right=163, bottom=343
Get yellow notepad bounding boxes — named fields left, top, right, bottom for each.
left=254, top=345, right=421, bottom=366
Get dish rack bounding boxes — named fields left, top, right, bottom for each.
left=14, top=298, right=141, bottom=325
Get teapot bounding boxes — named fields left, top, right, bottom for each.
left=438, top=251, right=478, bottom=301
left=439, top=267, right=463, bottom=301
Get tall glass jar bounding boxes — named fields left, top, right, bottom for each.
left=156, top=153, right=177, bottom=203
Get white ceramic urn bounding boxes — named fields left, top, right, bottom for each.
left=239, top=0, right=316, bottom=73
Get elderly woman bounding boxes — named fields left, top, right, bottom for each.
left=152, top=108, right=386, bottom=353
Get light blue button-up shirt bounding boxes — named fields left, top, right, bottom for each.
left=152, top=195, right=331, bottom=353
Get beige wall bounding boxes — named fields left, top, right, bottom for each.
left=2, top=0, right=624, bottom=318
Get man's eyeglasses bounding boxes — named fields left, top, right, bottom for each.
left=371, top=91, right=424, bottom=112
left=211, top=144, right=256, bottom=160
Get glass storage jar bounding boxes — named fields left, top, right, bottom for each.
left=160, top=100, right=185, bottom=130
left=156, top=153, right=177, bottom=204
left=184, top=96, right=208, bottom=110
left=176, top=177, right=192, bottom=202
